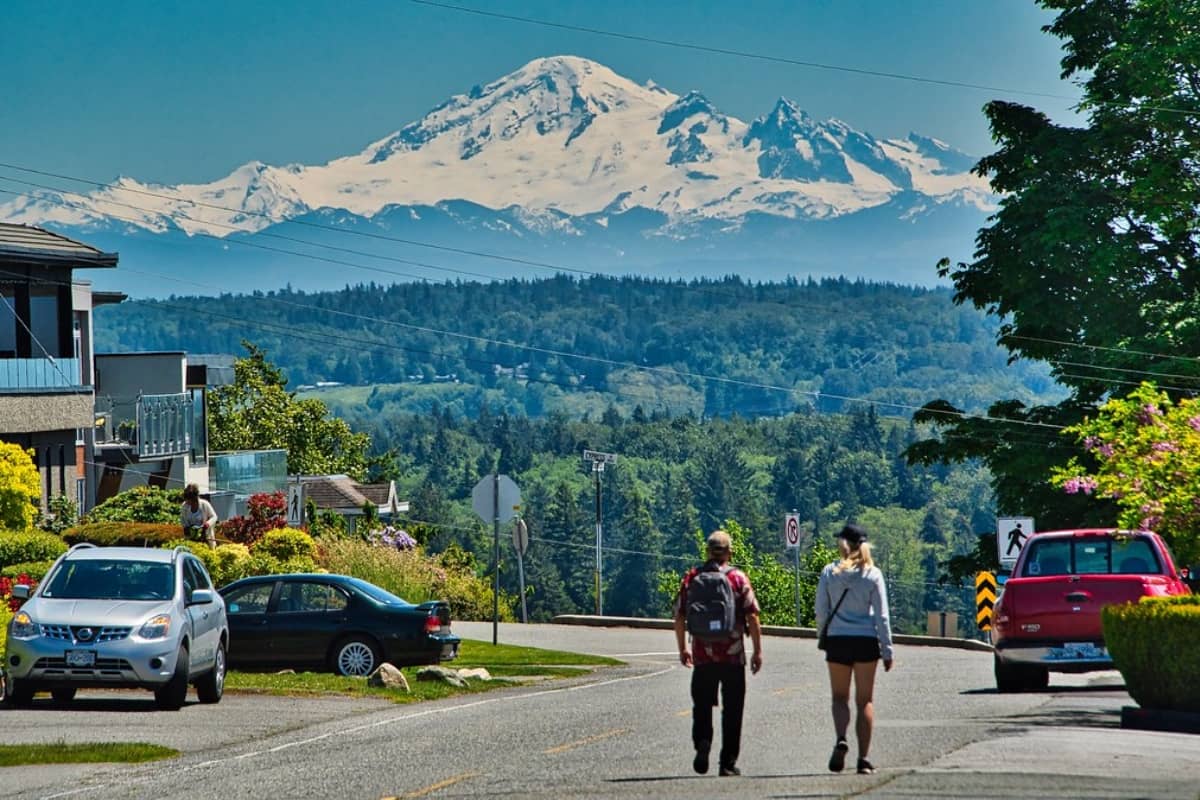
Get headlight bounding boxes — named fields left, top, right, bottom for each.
left=139, top=615, right=171, bottom=640
left=11, top=611, right=39, bottom=639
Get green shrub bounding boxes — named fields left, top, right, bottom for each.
left=244, top=551, right=319, bottom=577
left=317, top=538, right=514, bottom=622
left=254, top=528, right=316, bottom=561
left=164, top=541, right=253, bottom=588
left=1104, top=596, right=1200, bottom=712
left=86, top=486, right=181, bottom=523
left=0, top=531, right=67, bottom=569
left=0, top=560, right=55, bottom=582
left=0, top=603, right=11, bottom=656
left=63, top=522, right=180, bottom=547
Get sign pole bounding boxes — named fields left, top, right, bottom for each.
left=492, top=472, right=499, bottom=646
left=514, top=519, right=529, bottom=624
left=594, top=465, right=603, bottom=616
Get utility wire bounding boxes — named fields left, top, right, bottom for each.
left=0, top=188, right=1075, bottom=431
left=409, top=0, right=1200, bottom=118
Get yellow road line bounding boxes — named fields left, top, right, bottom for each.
left=543, top=728, right=630, bottom=755
left=676, top=710, right=691, bottom=717
left=384, top=771, right=481, bottom=799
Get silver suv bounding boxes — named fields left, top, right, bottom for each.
left=3, top=544, right=228, bottom=710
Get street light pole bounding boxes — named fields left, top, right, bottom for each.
left=583, top=449, right=617, bottom=617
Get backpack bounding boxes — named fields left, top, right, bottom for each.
left=686, top=564, right=738, bottom=641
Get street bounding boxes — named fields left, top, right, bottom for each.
left=2, top=622, right=1198, bottom=799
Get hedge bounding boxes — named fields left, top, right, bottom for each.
left=0, top=531, right=67, bottom=569
left=63, top=522, right=180, bottom=547
left=1103, top=595, right=1200, bottom=712
left=0, top=560, right=55, bottom=582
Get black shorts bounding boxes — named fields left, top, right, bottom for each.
left=824, top=636, right=881, bottom=665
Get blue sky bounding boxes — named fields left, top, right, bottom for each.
left=2, top=1, right=1083, bottom=185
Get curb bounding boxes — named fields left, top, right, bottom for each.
left=1121, top=705, right=1200, bottom=734
left=550, top=615, right=993, bottom=652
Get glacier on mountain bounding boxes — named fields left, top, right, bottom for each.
left=0, top=55, right=992, bottom=241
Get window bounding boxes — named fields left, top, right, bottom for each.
left=1023, top=536, right=1162, bottom=576
left=0, top=288, right=15, bottom=357
left=185, top=558, right=213, bottom=591
left=224, top=583, right=274, bottom=615
left=278, top=581, right=350, bottom=613
left=28, top=287, right=61, bottom=357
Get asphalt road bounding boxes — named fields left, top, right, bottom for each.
left=2, top=622, right=1198, bottom=800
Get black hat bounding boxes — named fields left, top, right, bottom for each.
left=838, top=524, right=868, bottom=546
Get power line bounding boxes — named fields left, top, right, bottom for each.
left=410, top=0, right=1200, bottom=119
left=409, top=0, right=1082, bottom=104
left=0, top=189, right=1074, bottom=431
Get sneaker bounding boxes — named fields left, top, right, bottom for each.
left=856, top=758, right=875, bottom=775
left=828, top=739, right=849, bottom=773
left=693, top=741, right=710, bottom=775
left=718, top=765, right=741, bottom=777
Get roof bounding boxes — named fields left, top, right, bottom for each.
left=0, top=223, right=118, bottom=267
left=301, top=476, right=406, bottom=513
left=64, top=545, right=178, bottom=563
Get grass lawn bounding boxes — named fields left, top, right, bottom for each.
left=225, top=638, right=623, bottom=702
left=0, top=742, right=178, bottom=767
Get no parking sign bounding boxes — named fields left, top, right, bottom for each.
left=784, top=513, right=800, bottom=549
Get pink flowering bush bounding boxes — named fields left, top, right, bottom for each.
left=1052, top=382, right=1200, bottom=563
left=366, top=525, right=417, bottom=551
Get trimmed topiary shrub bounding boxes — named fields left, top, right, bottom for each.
left=0, top=531, right=67, bottom=569
left=165, top=540, right=253, bottom=588
left=63, top=522, right=180, bottom=547
left=85, top=485, right=182, bottom=523
left=1104, top=595, right=1200, bottom=712
left=255, top=528, right=317, bottom=561
left=1, top=560, right=55, bottom=583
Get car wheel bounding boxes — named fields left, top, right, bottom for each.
left=51, top=687, right=77, bottom=703
left=155, top=644, right=190, bottom=710
left=994, top=655, right=1026, bottom=693
left=1023, top=665, right=1050, bottom=692
left=195, top=641, right=226, bottom=704
left=333, top=636, right=380, bottom=677
left=3, top=676, right=36, bottom=707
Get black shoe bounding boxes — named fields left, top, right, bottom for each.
left=828, top=739, right=849, bottom=773
left=693, top=741, right=710, bottom=775
left=856, top=758, right=875, bottom=774
left=719, top=764, right=741, bottom=777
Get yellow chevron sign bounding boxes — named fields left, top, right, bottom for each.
left=975, top=571, right=997, bottom=630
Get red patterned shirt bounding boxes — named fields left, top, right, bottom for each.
left=675, top=563, right=760, bottom=666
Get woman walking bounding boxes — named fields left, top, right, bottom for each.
left=815, top=523, right=894, bottom=775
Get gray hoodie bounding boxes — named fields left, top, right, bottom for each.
left=815, top=561, right=894, bottom=661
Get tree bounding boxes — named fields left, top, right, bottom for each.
left=910, top=0, right=1200, bottom=530
left=1051, top=382, right=1200, bottom=564
left=209, top=342, right=371, bottom=479
left=0, top=442, right=40, bottom=532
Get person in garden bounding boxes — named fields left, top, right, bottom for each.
left=180, top=483, right=219, bottom=547
left=815, top=523, right=894, bottom=775
left=673, top=529, right=763, bottom=778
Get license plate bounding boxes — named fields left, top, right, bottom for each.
left=1052, top=642, right=1106, bottom=660
left=65, top=649, right=95, bottom=667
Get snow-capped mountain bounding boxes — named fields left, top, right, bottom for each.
left=1, top=56, right=992, bottom=240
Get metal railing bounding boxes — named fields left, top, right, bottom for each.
left=0, top=357, right=82, bottom=390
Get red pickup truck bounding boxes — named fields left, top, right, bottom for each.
left=992, top=528, right=1190, bottom=693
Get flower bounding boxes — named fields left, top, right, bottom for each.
left=368, top=525, right=417, bottom=551
left=1062, top=476, right=1098, bottom=495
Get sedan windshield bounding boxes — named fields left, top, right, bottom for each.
left=42, top=560, right=174, bottom=600
left=344, top=577, right=411, bottom=606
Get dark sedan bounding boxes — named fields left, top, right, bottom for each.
left=218, top=574, right=460, bottom=676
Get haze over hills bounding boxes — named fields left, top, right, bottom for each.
left=1, top=56, right=995, bottom=297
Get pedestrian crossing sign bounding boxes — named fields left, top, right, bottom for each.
left=997, top=517, right=1034, bottom=571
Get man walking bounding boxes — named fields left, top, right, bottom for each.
left=674, top=529, right=763, bottom=777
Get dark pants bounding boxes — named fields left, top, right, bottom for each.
left=691, top=662, right=746, bottom=769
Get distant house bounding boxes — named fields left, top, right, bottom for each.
left=298, top=475, right=408, bottom=535
left=0, top=223, right=117, bottom=513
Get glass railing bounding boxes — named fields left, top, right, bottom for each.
left=0, top=357, right=82, bottom=389
left=210, top=449, right=288, bottom=498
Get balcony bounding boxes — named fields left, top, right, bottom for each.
left=97, top=392, right=194, bottom=459
left=0, top=357, right=82, bottom=391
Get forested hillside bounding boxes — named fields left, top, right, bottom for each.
left=353, top=403, right=992, bottom=635
left=94, top=275, right=1062, bottom=419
